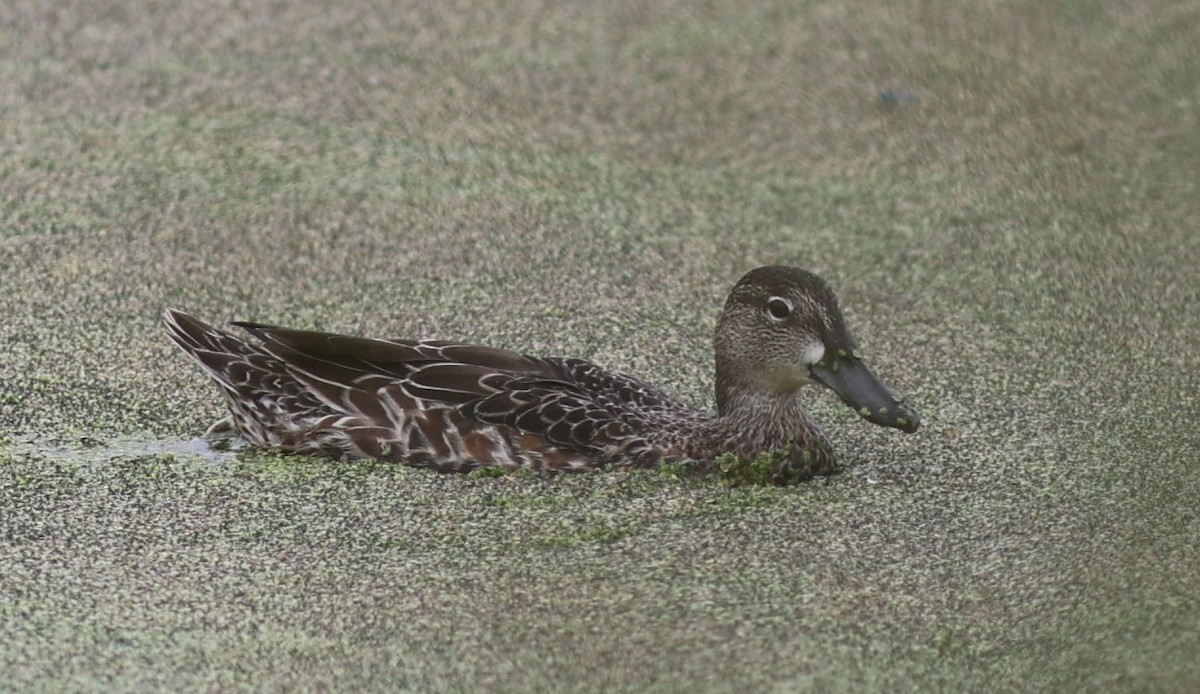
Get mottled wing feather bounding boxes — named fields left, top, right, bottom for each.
left=170, top=310, right=681, bottom=468
left=251, top=334, right=684, bottom=463
left=542, top=357, right=679, bottom=411
left=398, top=363, right=513, bottom=404
left=234, top=324, right=680, bottom=411
left=461, top=377, right=673, bottom=466
left=253, top=333, right=668, bottom=462
left=245, top=334, right=541, bottom=419
left=234, top=323, right=555, bottom=380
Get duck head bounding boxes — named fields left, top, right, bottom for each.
left=713, top=265, right=919, bottom=433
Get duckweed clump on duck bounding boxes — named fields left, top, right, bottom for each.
left=656, top=461, right=691, bottom=480
left=712, top=441, right=834, bottom=487
left=465, top=465, right=539, bottom=480
left=466, top=465, right=511, bottom=479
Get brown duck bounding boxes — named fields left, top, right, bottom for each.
left=164, top=266, right=918, bottom=482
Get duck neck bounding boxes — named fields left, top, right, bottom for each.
left=710, top=364, right=830, bottom=460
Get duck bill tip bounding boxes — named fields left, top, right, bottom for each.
left=810, top=356, right=919, bottom=433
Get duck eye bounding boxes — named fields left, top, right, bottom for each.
left=766, top=297, right=792, bottom=320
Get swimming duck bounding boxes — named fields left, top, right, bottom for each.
left=164, top=266, right=918, bottom=483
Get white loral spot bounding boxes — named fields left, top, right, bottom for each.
left=803, top=340, right=826, bottom=366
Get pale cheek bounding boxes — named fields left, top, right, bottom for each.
left=766, top=341, right=824, bottom=391
left=771, top=366, right=814, bottom=391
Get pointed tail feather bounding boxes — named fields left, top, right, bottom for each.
left=164, top=308, right=338, bottom=446
left=163, top=308, right=250, bottom=355
left=162, top=308, right=264, bottom=393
